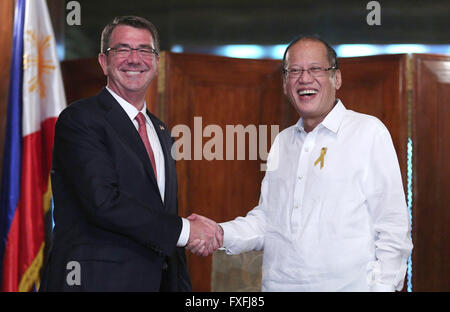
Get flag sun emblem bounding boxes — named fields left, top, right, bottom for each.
left=23, top=30, right=56, bottom=99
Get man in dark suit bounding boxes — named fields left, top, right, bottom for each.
left=39, top=16, right=222, bottom=291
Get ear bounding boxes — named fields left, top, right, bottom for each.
left=333, top=69, right=342, bottom=90
left=98, top=53, right=108, bottom=76
left=282, top=76, right=288, bottom=96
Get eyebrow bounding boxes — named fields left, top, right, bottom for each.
left=287, top=62, right=326, bottom=67
left=113, top=43, right=154, bottom=49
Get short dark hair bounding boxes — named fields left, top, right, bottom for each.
left=100, top=16, right=160, bottom=54
left=282, top=35, right=338, bottom=70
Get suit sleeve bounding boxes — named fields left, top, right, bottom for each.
left=53, top=105, right=182, bottom=256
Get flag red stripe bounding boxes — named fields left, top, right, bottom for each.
left=2, top=117, right=57, bottom=291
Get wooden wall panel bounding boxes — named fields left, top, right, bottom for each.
left=160, top=52, right=286, bottom=291
left=412, top=54, right=450, bottom=291
left=60, top=58, right=105, bottom=104
left=0, top=0, right=15, bottom=193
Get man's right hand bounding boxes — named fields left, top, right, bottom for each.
left=186, top=214, right=223, bottom=257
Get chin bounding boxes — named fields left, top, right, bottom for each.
left=293, top=99, right=318, bottom=113
left=121, top=79, right=150, bottom=91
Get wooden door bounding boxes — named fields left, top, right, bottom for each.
left=412, top=53, right=450, bottom=291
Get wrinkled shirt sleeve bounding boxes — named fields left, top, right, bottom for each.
left=219, top=135, right=281, bottom=255
left=363, top=126, right=413, bottom=291
left=220, top=178, right=268, bottom=255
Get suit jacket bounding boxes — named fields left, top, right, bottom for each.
left=40, top=88, right=191, bottom=291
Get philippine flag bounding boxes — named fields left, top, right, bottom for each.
left=0, top=0, right=66, bottom=291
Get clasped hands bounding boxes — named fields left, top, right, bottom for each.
left=186, top=214, right=223, bottom=257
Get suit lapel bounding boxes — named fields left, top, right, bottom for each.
left=148, top=113, right=173, bottom=209
left=99, top=89, right=160, bottom=199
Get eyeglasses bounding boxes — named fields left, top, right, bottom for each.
left=104, top=44, right=159, bottom=59
left=283, top=65, right=337, bottom=78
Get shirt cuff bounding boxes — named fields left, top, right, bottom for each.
left=176, top=217, right=190, bottom=247
left=218, top=222, right=227, bottom=243
left=218, top=222, right=233, bottom=254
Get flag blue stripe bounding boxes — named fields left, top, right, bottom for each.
left=0, top=0, right=26, bottom=286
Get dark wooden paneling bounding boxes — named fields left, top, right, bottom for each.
left=60, top=58, right=105, bottom=104
left=412, top=53, right=450, bottom=291
left=160, top=52, right=286, bottom=291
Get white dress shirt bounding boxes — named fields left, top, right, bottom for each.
left=220, top=100, right=413, bottom=292
left=106, top=88, right=189, bottom=247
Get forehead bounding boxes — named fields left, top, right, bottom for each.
left=285, top=40, right=329, bottom=66
left=110, top=25, right=154, bottom=46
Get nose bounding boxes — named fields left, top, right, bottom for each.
left=126, top=49, right=141, bottom=64
left=297, top=69, right=315, bottom=84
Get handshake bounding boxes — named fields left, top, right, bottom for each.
left=186, top=214, right=224, bottom=257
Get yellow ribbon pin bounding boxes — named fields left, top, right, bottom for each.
left=314, top=147, right=328, bottom=169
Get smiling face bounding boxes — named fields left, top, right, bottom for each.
left=98, top=25, right=159, bottom=108
left=283, top=39, right=341, bottom=132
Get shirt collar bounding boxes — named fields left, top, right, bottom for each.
left=106, top=87, right=148, bottom=122
left=321, top=99, right=346, bottom=134
left=294, top=118, right=305, bottom=133
left=294, top=99, right=346, bottom=134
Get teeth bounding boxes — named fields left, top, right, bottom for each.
left=125, top=71, right=141, bottom=75
left=298, top=89, right=318, bottom=95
